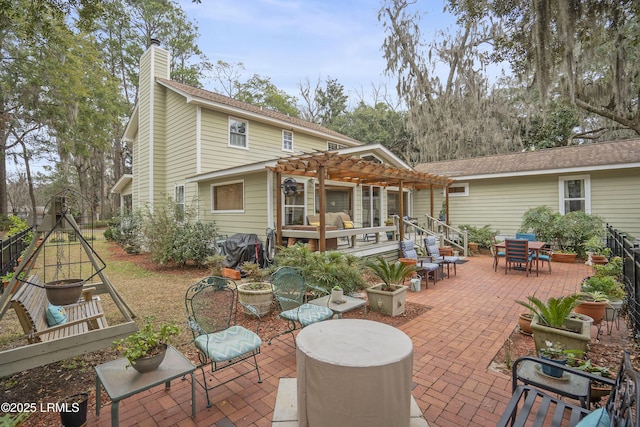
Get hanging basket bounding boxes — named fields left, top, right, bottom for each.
left=44, top=279, right=85, bottom=305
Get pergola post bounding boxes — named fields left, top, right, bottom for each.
left=318, top=165, right=326, bottom=252
left=399, top=179, right=404, bottom=242
left=276, top=172, right=282, bottom=246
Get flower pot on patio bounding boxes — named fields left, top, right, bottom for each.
left=551, top=253, right=577, bottom=263
left=574, top=299, right=609, bottom=325
left=530, top=314, right=592, bottom=355
left=518, top=313, right=533, bottom=335
left=237, top=282, right=273, bottom=316
left=366, top=284, right=408, bottom=317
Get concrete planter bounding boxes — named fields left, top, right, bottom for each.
left=237, top=282, right=273, bottom=316
left=366, top=284, right=408, bottom=317
left=531, top=314, right=592, bottom=354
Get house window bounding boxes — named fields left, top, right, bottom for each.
left=559, top=175, right=590, bottom=214
left=361, top=185, right=381, bottom=227
left=212, top=181, right=244, bottom=212
left=387, top=190, right=409, bottom=217
left=284, top=182, right=305, bottom=225
left=327, top=142, right=346, bottom=151
left=174, top=185, right=185, bottom=220
left=444, top=183, right=468, bottom=197
left=229, top=117, right=247, bottom=148
left=282, top=130, right=293, bottom=152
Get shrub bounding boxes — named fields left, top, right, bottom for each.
left=165, top=222, right=218, bottom=267
left=459, top=224, right=498, bottom=249
left=105, top=213, right=143, bottom=254
left=272, top=245, right=367, bottom=294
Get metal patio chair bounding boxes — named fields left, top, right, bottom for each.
left=185, top=276, right=262, bottom=407
left=268, top=267, right=333, bottom=346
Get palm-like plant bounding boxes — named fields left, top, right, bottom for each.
left=366, top=256, right=417, bottom=290
left=516, top=294, right=581, bottom=328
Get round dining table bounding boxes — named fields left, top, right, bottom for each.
left=295, top=319, right=414, bottom=427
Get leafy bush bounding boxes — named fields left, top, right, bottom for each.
left=0, top=214, right=14, bottom=231
left=104, top=213, right=143, bottom=254
left=272, top=245, right=367, bottom=294
left=458, top=224, right=498, bottom=248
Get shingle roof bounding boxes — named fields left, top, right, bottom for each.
left=415, top=139, right=640, bottom=178
left=156, top=78, right=361, bottom=145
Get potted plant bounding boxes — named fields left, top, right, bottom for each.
left=385, top=218, right=395, bottom=240
left=44, top=278, right=86, bottom=305
left=113, top=317, right=179, bottom=373
left=574, top=291, right=609, bottom=325
left=237, top=262, right=273, bottom=316
left=330, top=285, right=345, bottom=303
left=538, top=341, right=572, bottom=378
left=583, top=236, right=610, bottom=265
left=364, top=256, right=416, bottom=316
left=516, top=294, right=591, bottom=354
left=567, top=357, right=614, bottom=401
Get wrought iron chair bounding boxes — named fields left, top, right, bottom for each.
left=268, top=267, right=333, bottom=346
left=185, top=276, right=262, bottom=407
left=424, top=236, right=460, bottom=276
left=490, top=235, right=505, bottom=272
left=504, top=239, right=535, bottom=277
left=399, top=240, right=440, bottom=288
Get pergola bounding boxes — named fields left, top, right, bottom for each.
left=267, top=151, right=453, bottom=251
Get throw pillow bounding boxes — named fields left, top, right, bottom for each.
left=309, top=222, right=320, bottom=227
left=575, top=408, right=610, bottom=427
left=46, top=303, right=68, bottom=327
left=343, top=220, right=354, bottom=229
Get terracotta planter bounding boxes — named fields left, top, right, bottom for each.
left=518, top=313, right=533, bottom=335
left=468, top=242, right=479, bottom=254
left=591, top=255, right=608, bottom=265
left=551, top=253, right=577, bottom=263
left=237, top=282, right=273, bottom=316
left=574, top=300, right=609, bottom=325
left=44, top=278, right=85, bottom=305
left=366, top=284, right=408, bottom=317
left=130, top=344, right=167, bottom=373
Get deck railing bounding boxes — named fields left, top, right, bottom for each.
left=397, top=215, right=468, bottom=256
left=606, top=224, right=640, bottom=337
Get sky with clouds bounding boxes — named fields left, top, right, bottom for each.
left=178, top=0, right=457, bottom=105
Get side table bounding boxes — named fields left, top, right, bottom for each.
left=95, top=345, right=196, bottom=427
left=308, top=294, right=367, bottom=318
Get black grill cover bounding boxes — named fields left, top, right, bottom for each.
left=221, top=233, right=265, bottom=269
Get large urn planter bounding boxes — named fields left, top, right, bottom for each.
left=530, top=314, right=592, bottom=355
left=366, top=284, right=408, bottom=317
left=237, top=282, right=273, bottom=316
left=574, top=300, right=609, bottom=325
left=551, top=253, right=577, bottom=263
left=606, top=299, right=623, bottom=322
left=44, top=278, right=85, bottom=305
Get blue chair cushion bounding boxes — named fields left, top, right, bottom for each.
left=194, top=325, right=262, bottom=362
left=281, top=303, right=333, bottom=326
left=575, top=407, right=610, bottom=427
left=537, top=254, right=551, bottom=261
left=496, top=251, right=506, bottom=257
left=425, top=237, right=440, bottom=257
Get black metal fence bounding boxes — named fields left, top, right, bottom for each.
left=0, top=228, right=32, bottom=279
left=607, top=224, right=640, bottom=338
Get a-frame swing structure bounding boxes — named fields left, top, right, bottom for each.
left=0, top=190, right=137, bottom=377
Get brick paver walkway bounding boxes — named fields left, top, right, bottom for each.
left=87, top=255, right=628, bottom=426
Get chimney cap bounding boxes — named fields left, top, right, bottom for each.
left=150, top=38, right=161, bottom=47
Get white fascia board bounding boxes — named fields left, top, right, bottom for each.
left=186, top=160, right=277, bottom=183
left=111, top=174, right=133, bottom=193
left=123, top=104, right=139, bottom=141
left=337, top=143, right=412, bottom=169
left=448, top=162, right=640, bottom=181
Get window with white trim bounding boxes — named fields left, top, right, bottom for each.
left=327, top=141, right=346, bottom=151
left=559, top=175, right=590, bottom=214
left=212, top=181, right=244, bottom=212
left=229, top=117, right=247, bottom=148
left=174, top=185, right=185, bottom=221
left=443, top=183, right=469, bottom=197
left=282, top=130, right=293, bottom=152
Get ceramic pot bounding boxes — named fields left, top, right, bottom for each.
left=44, top=279, right=85, bottom=305
left=518, top=313, right=533, bottom=335
left=237, top=283, right=273, bottom=316
left=574, top=300, right=609, bottom=325
left=130, top=344, right=167, bottom=373
left=539, top=354, right=567, bottom=378
left=330, top=288, right=344, bottom=303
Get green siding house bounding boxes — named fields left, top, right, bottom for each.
left=414, top=140, right=640, bottom=239
left=112, top=42, right=444, bottom=245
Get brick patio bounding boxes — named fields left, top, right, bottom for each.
left=87, top=255, right=628, bottom=426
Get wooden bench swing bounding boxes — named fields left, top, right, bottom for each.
left=0, top=191, right=138, bottom=377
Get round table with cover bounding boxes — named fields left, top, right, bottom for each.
left=295, top=319, right=414, bottom=427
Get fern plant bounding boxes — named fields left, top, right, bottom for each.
left=516, top=294, right=581, bottom=328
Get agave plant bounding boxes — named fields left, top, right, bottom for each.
left=516, top=294, right=581, bottom=328
left=365, top=256, right=417, bottom=290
